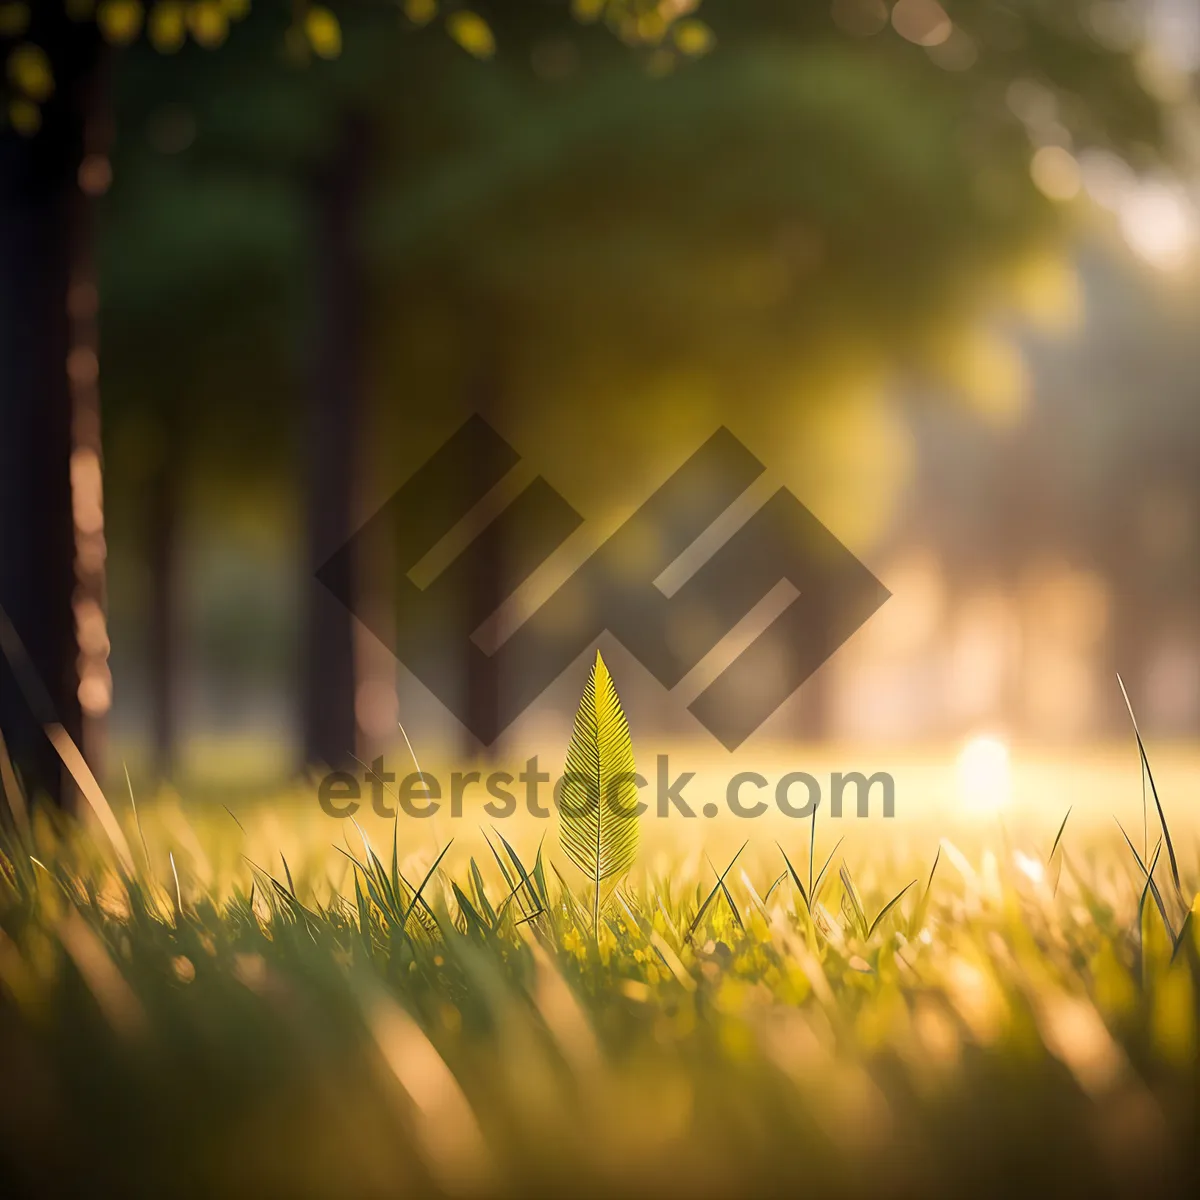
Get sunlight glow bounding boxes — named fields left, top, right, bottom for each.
left=956, top=735, right=1012, bottom=815
left=1118, top=180, right=1196, bottom=271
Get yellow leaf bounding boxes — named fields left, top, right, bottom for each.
left=7, top=43, right=54, bottom=103
left=305, top=6, right=342, bottom=59
left=673, top=18, right=714, bottom=57
left=98, top=0, right=144, bottom=46
left=447, top=10, right=495, bottom=59
left=188, top=1, right=229, bottom=48
left=571, top=0, right=604, bottom=22
left=933, top=326, right=1029, bottom=426
left=403, top=0, right=437, bottom=26
left=148, top=1, right=186, bottom=53
left=635, top=11, right=666, bottom=43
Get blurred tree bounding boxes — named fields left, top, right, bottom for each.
left=301, top=113, right=369, bottom=769
left=363, top=0, right=1167, bottom=739
left=113, top=0, right=1171, bottom=759
left=4, top=0, right=1178, bottom=789
left=94, top=3, right=694, bottom=772
left=0, top=7, right=101, bottom=805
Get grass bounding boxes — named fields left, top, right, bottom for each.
left=1, top=698, right=1199, bottom=1196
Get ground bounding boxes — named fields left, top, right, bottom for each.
left=0, top=736, right=1198, bottom=1197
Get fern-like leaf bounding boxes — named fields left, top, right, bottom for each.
left=559, top=650, right=639, bottom=935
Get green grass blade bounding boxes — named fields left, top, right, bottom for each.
left=686, top=842, right=746, bottom=941
left=908, top=845, right=941, bottom=937
left=763, top=870, right=789, bottom=904
left=399, top=841, right=453, bottom=936
left=1119, top=674, right=1181, bottom=898
left=1048, top=806, right=1072, bottom=862
left=469, top=858, right=497, bottom=927
left=839, top=863, right=867, bottom=939
left=452, top=881, right=491, bottom=939
left=808, top=804, right=817, bottom=897
left=496, top=830, right=545, bottom=916
left=867, top=880, right=916, bottom=939
left=813, top=837, right=844, bottom=901
left=776, top=841, right=809, bottom=912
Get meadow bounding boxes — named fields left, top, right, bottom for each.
left=1, top=668, right=1198, bottom=1198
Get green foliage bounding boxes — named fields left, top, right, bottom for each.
left=1, top=1, right=713, bottom=132
left=85, top=0, right=1183, bottom=543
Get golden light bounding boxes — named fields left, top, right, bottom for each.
left=1118, top=180, right=1196, bottom=272
left=1030, top=146, right=1082, bottom=202
left=956, top=734, right=1012, bottom=816
left=891, top=0, right=951, bottom=48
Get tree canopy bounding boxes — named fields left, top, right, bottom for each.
left=90, top=1, right=1175, bottom=545
left=3, top=1, right=717, bottom=133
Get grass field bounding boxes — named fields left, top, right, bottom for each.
left=2, top=706, right=1199, bottom=1196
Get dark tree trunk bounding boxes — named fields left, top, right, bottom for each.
left=301, top=118, right=369, bottom=770
left=0, top=21, right=99, bottom=807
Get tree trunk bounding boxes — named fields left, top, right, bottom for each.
left=301, top=117, right=369, bottom=770
left=0, top=22, right=99, bottom=807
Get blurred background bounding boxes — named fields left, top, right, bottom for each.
left=2, top=0, right=1199, bottom=812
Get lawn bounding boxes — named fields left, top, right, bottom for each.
left=1, top=792, right=1196, bottom=1195
left=0, top=665, right=1197, bottom=1197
